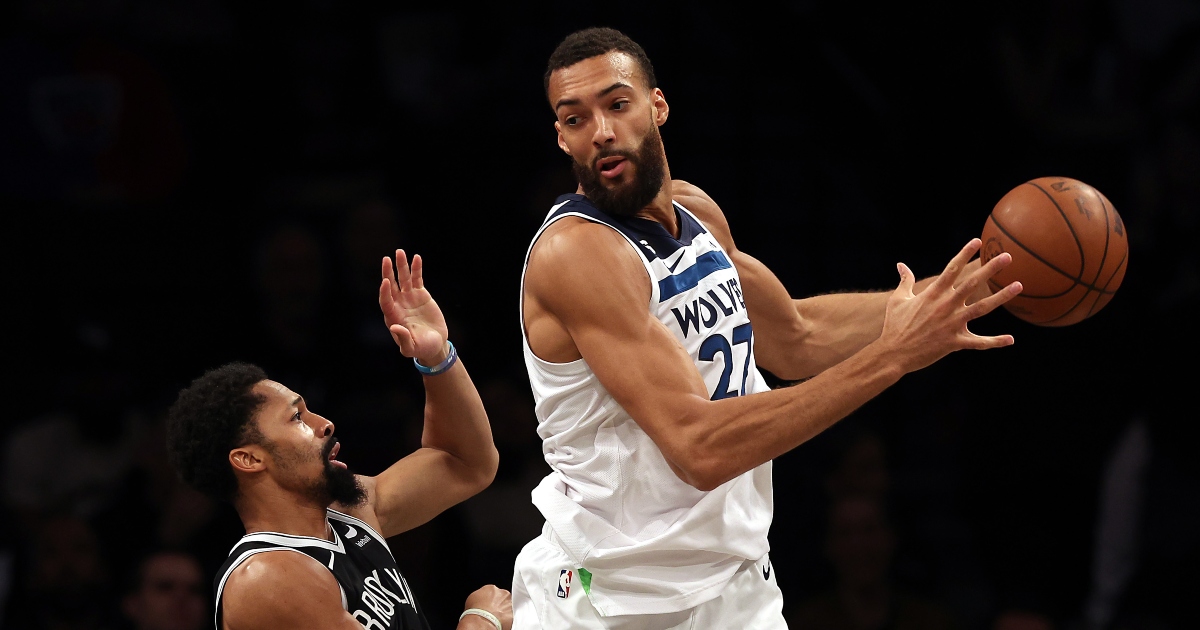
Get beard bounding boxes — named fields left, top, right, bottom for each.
left=318, top=437, right=366, bottom=507
left=572, top=124, right=666, bottom=217
left=268, top=437, right=367, bottom=508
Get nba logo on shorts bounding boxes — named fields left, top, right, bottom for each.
left=557, top=569, right=572, bottom=598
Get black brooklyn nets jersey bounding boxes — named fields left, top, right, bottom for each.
left=213, top=509, right=429, bottom=629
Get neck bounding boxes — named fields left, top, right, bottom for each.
left=633, top=173, right=678, bottom=236
left=235, top=487, right=332, bottom=540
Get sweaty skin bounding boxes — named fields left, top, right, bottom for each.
left=524, top=51, right=1021, bottom=491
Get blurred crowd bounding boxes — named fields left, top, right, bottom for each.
left=3, top=1, right=1198, bottom=629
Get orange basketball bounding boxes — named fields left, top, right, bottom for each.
left=980, top=176, right=1129, bottom=326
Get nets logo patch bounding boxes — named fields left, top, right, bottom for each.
left=557, top=570, right=572, bottom=599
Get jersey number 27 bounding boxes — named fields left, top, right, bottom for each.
left=699, top=323, right=753, bottom=400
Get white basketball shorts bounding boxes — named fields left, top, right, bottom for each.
left=511, top=528, right=787, bottom=630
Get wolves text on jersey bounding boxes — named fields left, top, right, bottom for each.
left=669, top=277, right=746, bottom=339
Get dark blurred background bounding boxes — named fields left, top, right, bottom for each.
left=2, top=1, right=1197, bottom=629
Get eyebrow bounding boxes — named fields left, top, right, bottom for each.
left=554, top=82, right=633, bottom=112
left=281, top=396, right=304, bottom=421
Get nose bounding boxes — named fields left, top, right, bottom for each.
left=592, top=112, right=615, bottom=148
left=316, top=415, right=334, bottom=438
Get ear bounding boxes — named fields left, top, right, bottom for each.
left=555, top=121, right=571, bottom=156
left=229, top=445, right=266, bottom=474
left=651, top=88, right=669, bottom=126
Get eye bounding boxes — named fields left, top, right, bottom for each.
left=612, top=101, right=628, bottom=111
left=564, top=115, right=580, bottom=126
left=292, top=411, right=302, bottom=421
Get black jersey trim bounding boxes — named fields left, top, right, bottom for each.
left=327, top=509, right=394, bottom=560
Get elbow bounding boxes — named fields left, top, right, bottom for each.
left=665, top=439, right=732, bottom=492
left=470, top=445, right=500, bottom=494
left=684, top=471, right=725, bottom=493
left=449, top=444, right=500, bottom=498
left=655, top=405, right=740, bottom=492
left=675, top=461, right=727, bottom=492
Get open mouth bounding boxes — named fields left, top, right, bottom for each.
left=326, top=440, right=347, bottom=469
left=596, top=155, right=627, bottom=179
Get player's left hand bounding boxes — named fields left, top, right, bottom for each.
left=379, top=249, right=450, bottom=365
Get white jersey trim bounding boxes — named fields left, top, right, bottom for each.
left=519, top=206, right=658, bottom=365
left=213, top=546, right=334, bottom=630
left=237, top=529, right=346, bottom=555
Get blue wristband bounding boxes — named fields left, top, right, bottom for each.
left=413, top=341, right=457, bottom=375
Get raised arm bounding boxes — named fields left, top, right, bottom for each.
left=525, top=219, right=1020, bottom=491
left=344, top=250, right=498, bottom=539
left=673, top=180, right=988, bottom=380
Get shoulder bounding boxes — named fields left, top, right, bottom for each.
left=532, top=215, right=631, bottom=259
left=222, top=550, right=343, bottom=627
left=528, top=216, right=645, bottom=282
left=526, top=216, right=651, bottom=314
left=671, top=179, right=713, bottom=207
left=671, top=180, right=736, bottom=249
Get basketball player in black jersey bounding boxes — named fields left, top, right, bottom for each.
left=166, top=250, right=512, bottom=630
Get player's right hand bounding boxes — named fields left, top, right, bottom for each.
left=461, top=585, right=513, bottom=630
left=879, top=238, right=1022, bottom=374
left=379, top=249, right=450, bottom=365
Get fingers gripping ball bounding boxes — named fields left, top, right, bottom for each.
left=980, top=176, right=1128, bottom=326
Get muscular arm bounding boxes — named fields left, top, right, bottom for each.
left=674, top=180, right=982, bottom=380
left=354, top=356, right=498, bottom=539
left=525, top=212, right=1016, bottom=491
left=221, top=552, right=363, bottom=630
left=339, top=253, right=499, bottom=539
left=525, top=217, right=1014, bottom=491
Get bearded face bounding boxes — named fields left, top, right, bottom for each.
left=572, top=123, right=666, bottom=217
left=266, top=436, right=366, bottom=508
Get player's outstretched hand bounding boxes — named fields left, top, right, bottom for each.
left=880, top=238, right=1023, bottom=374
left=379, top=249, right=450, bottom=365
left=460, top=585, right=513, bottom=630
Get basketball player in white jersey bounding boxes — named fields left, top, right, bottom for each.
left=512, top=27, right=1023, bottom=629
left=166, top=251, right=512, bottom=630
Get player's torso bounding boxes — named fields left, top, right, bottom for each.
left=640, top=212, right=766, bottom=401
left=530, top=193, right=767, bottom=401
left=213, top=510, right=428, bottom=630
left=519, top=194, right=772, bottom=526
left=519, top=194, right=774, bottom=613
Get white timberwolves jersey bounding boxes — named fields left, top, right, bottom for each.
left=519, top=194, right=773, bottom=616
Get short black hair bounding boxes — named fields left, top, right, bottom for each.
left=544, top=27, right=657, bottom=99
left=166, top=362, right=269, bottom=501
